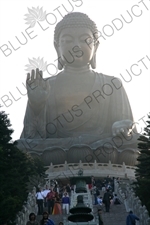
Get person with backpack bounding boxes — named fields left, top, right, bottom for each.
left=126, top=210, right=139, bottom=225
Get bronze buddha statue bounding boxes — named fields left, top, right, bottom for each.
left=18, top=13, right=139, bottom=166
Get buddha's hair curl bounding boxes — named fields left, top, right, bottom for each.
left=54, top=12, right=99, bottom=44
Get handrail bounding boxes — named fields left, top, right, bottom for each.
left=114, top=179, right=150, bottom=225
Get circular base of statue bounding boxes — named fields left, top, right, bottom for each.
left=17, top=138, right=139, bottom=166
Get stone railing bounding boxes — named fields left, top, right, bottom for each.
left=114, top=179, right=150, bottom=225
left=15, top=187, right=37, bottom=225
left=45, top=160, right=136, bottom=180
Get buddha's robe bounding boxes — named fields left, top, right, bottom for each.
left=19, top=72, right=137, bottom=151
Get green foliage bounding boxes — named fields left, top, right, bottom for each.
left=0, top=111, right=13, bottom=146
left=135, top=113, right=150, bottom=214
left=26, top=157, right=47, bottom=192
left=134, top=178, right=150, bottom=212
left=0, top=110, right=47, bottom=224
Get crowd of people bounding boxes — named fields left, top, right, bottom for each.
left=90, top=176, right=140, bottom=225
left=35, top=181, right=72, bottom=216
left=25, top=176, right=139, bottom=225
left=26, top=180, right=72, bottom=225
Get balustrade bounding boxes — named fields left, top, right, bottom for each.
left=114, top=179, right=150, bottom=225
left=15, top=187, right=37, bottom=225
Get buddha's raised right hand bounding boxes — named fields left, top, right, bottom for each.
left=26, top=68, right=50, bottom=107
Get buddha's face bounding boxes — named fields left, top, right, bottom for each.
left=57, top=27, right=96, bottom=68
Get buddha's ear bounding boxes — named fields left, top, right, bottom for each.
left=94, top=40, right=100, bottom=54
left=90, top=41, right=100, bottom=69
left=54, top=41, right=64, bottom=70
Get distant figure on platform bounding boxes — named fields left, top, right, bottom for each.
left=93, top=186, right=98, bottom=205
left=101, top=181, right=106, bottom=193
left=40, top=211, right=54, bottom=225
left=91, top=176, right=96, bottom=187
left=26, top=213, right=39, bottom=225
left=66, top=184, right=71, bottom=196
left=126, top=210, right=139, bottom=225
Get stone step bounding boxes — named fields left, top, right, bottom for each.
left=37, top=203, right=127, bottom=225
left=93, top=203, right=128, bottom=225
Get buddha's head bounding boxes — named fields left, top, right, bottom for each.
left=54, top=12, right=99, bottom=70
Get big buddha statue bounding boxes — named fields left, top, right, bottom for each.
left=17, top=12, right=139, bottom=166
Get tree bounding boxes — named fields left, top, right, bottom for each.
left=135, top=113, right=150, bottom=214
left=26, top=157, right=48, bottom=192
left=0, top=110, right=47, bottom=224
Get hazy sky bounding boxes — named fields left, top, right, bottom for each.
left=0, top=0, right=150, bottom=140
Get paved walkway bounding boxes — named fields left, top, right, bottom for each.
left=93, top=203, right=128, bottom=225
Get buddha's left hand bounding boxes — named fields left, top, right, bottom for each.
left=112, top=120, right=135, bottom=137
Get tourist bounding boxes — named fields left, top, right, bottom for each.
left=106, top=182, right=112, bottom=191
left=36, top=187, right=45, bottom=215
left=97, top=196, right=103, bottom=206
left=101, top=181, right=106, bottom=193
left=43, top=185, right=50, bottom=208
left=66, top=184, right=71, bottom=196
left=62, top=188, right=69, bottom=197
left=88, top=183, right=92, bottom=193
left=62, top=192, right=70, bottom=215
left=113, top=194, right=121, bottom=205
left=53, top=183, right=59, bottom=193
left=126, top=210, right=140, bottom=225
left=58, top=222, right=63, bottom=225
left=98, top=209, right=104, bottom=225
left=40, top=211, right=54, bottom=225
left=92, top=186, right=98, bottom=205
left=102, top=189, right=112, bottom=212
left=52, top=192, right=62, bottom=215
left=91, top=176, right=96, bottom=187
left=26, top=213, right=39, bottom=225
left=46, top=187, right=55, bottom=214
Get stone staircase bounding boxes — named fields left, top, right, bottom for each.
left=93, top=203, right=128, bottom=225
left=36, top=180, right=133, bottom=225
left=36, top=199, right=128, bottom=225
left=37, top=205, right=128, bottom=225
